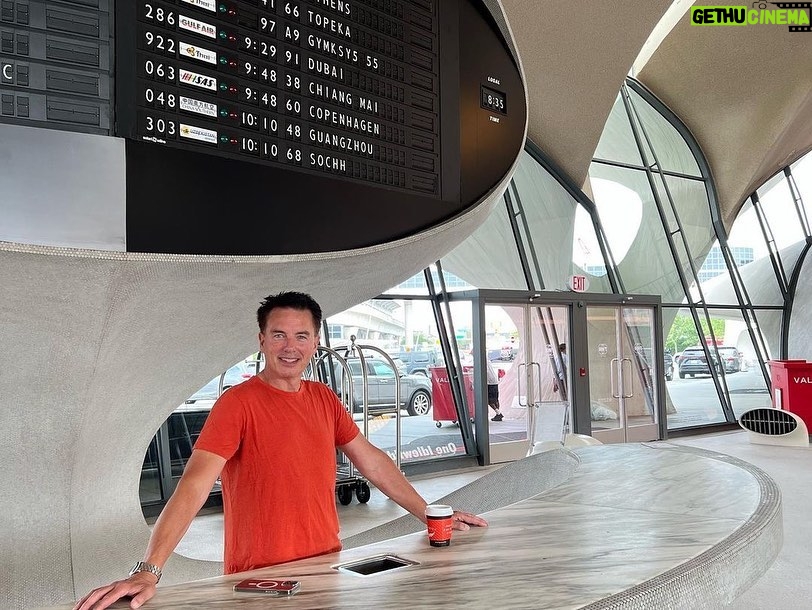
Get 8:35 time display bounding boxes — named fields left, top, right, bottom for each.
left=481, top=85, right=506, bottom=114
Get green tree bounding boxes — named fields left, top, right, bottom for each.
left=666, top=314, right=726, bottom=354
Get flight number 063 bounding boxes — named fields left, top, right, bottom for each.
left=144, top=59, right=175, bottom=82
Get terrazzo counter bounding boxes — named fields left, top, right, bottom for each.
left=48, top=443, right=782, bottom=609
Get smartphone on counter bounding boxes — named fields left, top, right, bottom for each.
left=233, top=578, right=301, bottom=595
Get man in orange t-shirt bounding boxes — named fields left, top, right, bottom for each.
left=76, top=291, right=487, bottom=610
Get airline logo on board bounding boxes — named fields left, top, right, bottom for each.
left=179, top=96, right=217, bottom=117
left=178, top=68, right=217, bottom=91
left=178, top=14, right=217, bottom=39
left=180, top=0, right=216, bottom=12
left=179, top=42, right=217, bottom=65
left=180, top=123, right=217, bottom=144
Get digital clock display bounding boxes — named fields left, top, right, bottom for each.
left=481, top=85, right=506, bottom=114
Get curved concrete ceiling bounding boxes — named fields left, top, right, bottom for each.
left=631, top=6, right=812, bottom=227
left=501, top=1, right=812, bottom=230
left=500, top=0, right=673, bottom=187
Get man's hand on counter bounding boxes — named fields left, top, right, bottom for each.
left=451, top=510, right=488, bottom=531
left=73, top=572, right=158, bottom=610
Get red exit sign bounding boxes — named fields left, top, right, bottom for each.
left=567, top=275, right=589, bottom=292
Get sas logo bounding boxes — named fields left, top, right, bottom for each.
left=179, top=41, right=217, bottom=65
left=691, top=3, right=811, bottom=31
left=179, top=68, right=217, bottom=91
left=178, top=14, right=217, bottom=39
left=180, top=123, right=218, bottom=144
left=180, top=0, right=216, bottom=12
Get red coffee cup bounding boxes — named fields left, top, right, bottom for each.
left=425, top=504, right=453, bottom=547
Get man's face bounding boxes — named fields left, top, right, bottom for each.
left=258, top=307, right=320, bottom=384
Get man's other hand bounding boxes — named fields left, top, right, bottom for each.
left=451, top=510, right=488, bottom=531
left=73, top=572, right=158, bottom=610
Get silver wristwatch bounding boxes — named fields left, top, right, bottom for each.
left=129, top=561, right=162, bottom=583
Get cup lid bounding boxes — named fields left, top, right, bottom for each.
left=425, top=504, right=453, bottom=517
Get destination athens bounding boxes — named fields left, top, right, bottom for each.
left=308, top=104, right=381, bottom=136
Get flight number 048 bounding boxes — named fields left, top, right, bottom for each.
left=144, top=88, right=176, bottom=109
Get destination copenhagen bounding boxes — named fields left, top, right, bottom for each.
left=305, top=99, right=379, bottom=158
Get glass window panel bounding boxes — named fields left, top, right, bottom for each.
left=710, top=309, right=772, bottom=419
left=449, top=150, right=613, bottom=293
left=757, top=172, right=807, bottom=274
left=326, top=299, right=466, bottom=467
left=789, top=152, right=812, bottom=235
left=327, top=299, right=411, bottom=351
left=652, top=172, right=679, bottom=235
left=670, top=236, right=696, bottom=305
left=139, top=436, right=162, bottom=504
left=384, top=266, right=475, bottom=295
left=384, top=272, right=429, bottom=295
left=779, top=240, right=809, bottom=288
left=662, top=174, right=716, bottom=257
left=754, top=309, right=783, bottom=361
left=589, top=163, right=698, bottom=300
left=592, top=93, right=644, bottom=166
left=627, top=87, right=702, bottom=177
left=667, top=307, right=726, bottom=429
left=695, top=239, right=739, bottom=306
left=571, top=206, right=614, bottom=293
left=440, top=195, right=528, bottom=290
left=727, top=198, right=785, bottom=306
left=510, top=152, right=590, bottom=291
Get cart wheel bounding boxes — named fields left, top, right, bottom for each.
left=435, top=421, right=442, bottom=428
left=337, top=485, right=353, bottom=505
left=356, top=482, right=371, bottom=503
left=470, top=417, right=475, bottom=423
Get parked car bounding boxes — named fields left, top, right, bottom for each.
left=390, top=357, right=408, bottom=376
left=716, top=346, right=742, bottom=373
left=664, top=349, right=674, bottom=381
left=678, top=346, right=720, bottom=378
left=394, top=350, right=444, bottom=376
left=637, top=348, right=673, bottom=381
left=336, top=358, right=432, bottom=416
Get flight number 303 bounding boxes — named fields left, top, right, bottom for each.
left=145, top=116, right=176, bottom=136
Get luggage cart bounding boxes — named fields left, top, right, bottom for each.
left=312, top=338, right=404, bottom=505
left=308, top=344, right=371, bottom=505
left=337, top=335, right=403, bottom=469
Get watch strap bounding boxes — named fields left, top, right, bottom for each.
left=129, top=561, right=162, bottom=583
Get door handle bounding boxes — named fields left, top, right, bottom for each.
left=518, top=363, right=527, bottom=406
left=621, top=358, right=634, bottom=398
left=529, top=361, right=542, bottom=405
left=610, top=357, right=619, bottom=398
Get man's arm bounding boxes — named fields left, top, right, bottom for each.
left=74, top=449, right=226, bottom=610
left=339, top=434, right=487, bottom=530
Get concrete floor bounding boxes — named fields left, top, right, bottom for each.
left=168, top=430, right=809, bottom=608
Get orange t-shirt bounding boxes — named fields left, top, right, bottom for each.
left=194, top=376, right=359, bottom=573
